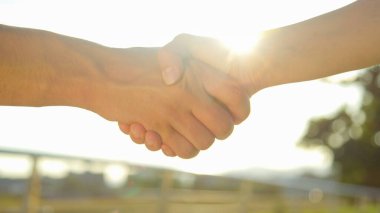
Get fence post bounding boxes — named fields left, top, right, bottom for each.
left=23, top=155, right=41, bottom=213
left=238, top=180, right=253, bottom=213
left=158, top=170, right=173, bottom=213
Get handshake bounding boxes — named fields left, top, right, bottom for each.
left=107, top=34, right=256, bottom=159
left=1, top=25, right=258, bottom=159
left=2, top=1, right=378, bottom=159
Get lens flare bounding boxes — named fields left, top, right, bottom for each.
left=219, top=32, right=262, bottom=55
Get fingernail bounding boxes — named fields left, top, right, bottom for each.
left=120, top=123, right=130, bottom=134
left=162, top=67, right=179, bottom=85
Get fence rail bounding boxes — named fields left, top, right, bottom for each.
left=0, top=147, right=380, bottom=213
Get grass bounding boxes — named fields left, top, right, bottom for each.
left=0, top=195, right=22, bottom=207
left=0, top=190, right=379, bottom=213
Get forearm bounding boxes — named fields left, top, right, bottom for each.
left=0, top=24, right=104, bottom=109
left=249, top=0, right=380, bottom=93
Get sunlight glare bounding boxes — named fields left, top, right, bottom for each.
left=218, top=33, right=262, bottom=55
left=38, top=158, right=69, bottom=178
left=104, top=164, right=129, bottom=188
left=0, top=155, right=31, bottom=178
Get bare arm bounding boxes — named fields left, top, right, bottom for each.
left=158, top=1, right=380, bottom=96
left=0, top=25, right=97, bottom=108
left=0, top=24, right=249, bottom=158
left=249, top=0, right=380, bottom=93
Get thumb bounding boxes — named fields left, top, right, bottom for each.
left=158, top=47, right=184, bottom=85
left=158, top=33, right=233, bottom=85
left=166, top=34, right=232, bottom=73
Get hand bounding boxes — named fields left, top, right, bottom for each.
left=0, top=24, right=239, bottom=159
left=119, top=35, right=252, bottom=156
left=93, top=47, right=248, bottom=158
left=158, top=34, right=257, bottom=94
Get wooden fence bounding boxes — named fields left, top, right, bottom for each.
left=1, top=149, right=380, bottom=213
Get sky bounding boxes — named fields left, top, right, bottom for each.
left=0, top=0, right=360, bottom=178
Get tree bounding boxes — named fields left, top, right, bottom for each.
left=300, top=66, right=380, bottom=187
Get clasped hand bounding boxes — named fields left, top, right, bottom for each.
left=109, top=35, right=252, bottom=158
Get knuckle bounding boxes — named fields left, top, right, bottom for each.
left=217, top=121, right=234, bottom=140
left=234, top=99, right=251, bottom=124
left=174, top=33, right=191, bottom=42
left=229, top=84, right=251, bottom=124
left=197, top=135, right=215, bottom=151
left=176, top=141, right=199, bottom=159
left=188, top=122, right=215, bottom=151
left=165, top=131, right=199, bottom=159
left=161, top=144, right=176, bottom=157
left=207, top=105, right=235, bottom=140
left=178, top=149, right=199, bottom=159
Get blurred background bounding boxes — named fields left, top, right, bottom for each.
left=1, top=0, right=380, bottom=212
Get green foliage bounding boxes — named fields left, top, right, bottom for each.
left=300, top=66, right=380, bottom=187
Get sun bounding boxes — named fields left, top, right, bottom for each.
left=217, top=32, right=262, bottom=56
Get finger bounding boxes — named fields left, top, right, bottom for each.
left=118, top=122, right=131, bottom=135
left=158, top=47, right=184, bottom=85
left=145, top=130, right=163, bottom=151
left=170, top=112, right=215, bottom=150
left=192, top=99, right=234, bottom=140
left=129, top=123, right=146, bottom=144
left=165, top=33, right=232, bottom=72
left=198, top=62, right=251, bottom=124
left=163, top=128, right=199, bottom=159
left=185, top=60, right=235, bottom=140
left=161, top=144, right=176, bottom=157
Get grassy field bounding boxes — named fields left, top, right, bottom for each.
left=1, top=190, right=379, bottom=213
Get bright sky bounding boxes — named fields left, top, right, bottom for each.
left=0, top=0, right=359, bottom=177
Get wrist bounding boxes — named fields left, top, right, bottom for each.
left=39, top=31, right=107, bottom=111
left=228, top=49, right=269, bottom=97
left=67, top=47, right=161, bottom=120
left=240, top=27, right=297, bottom=95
